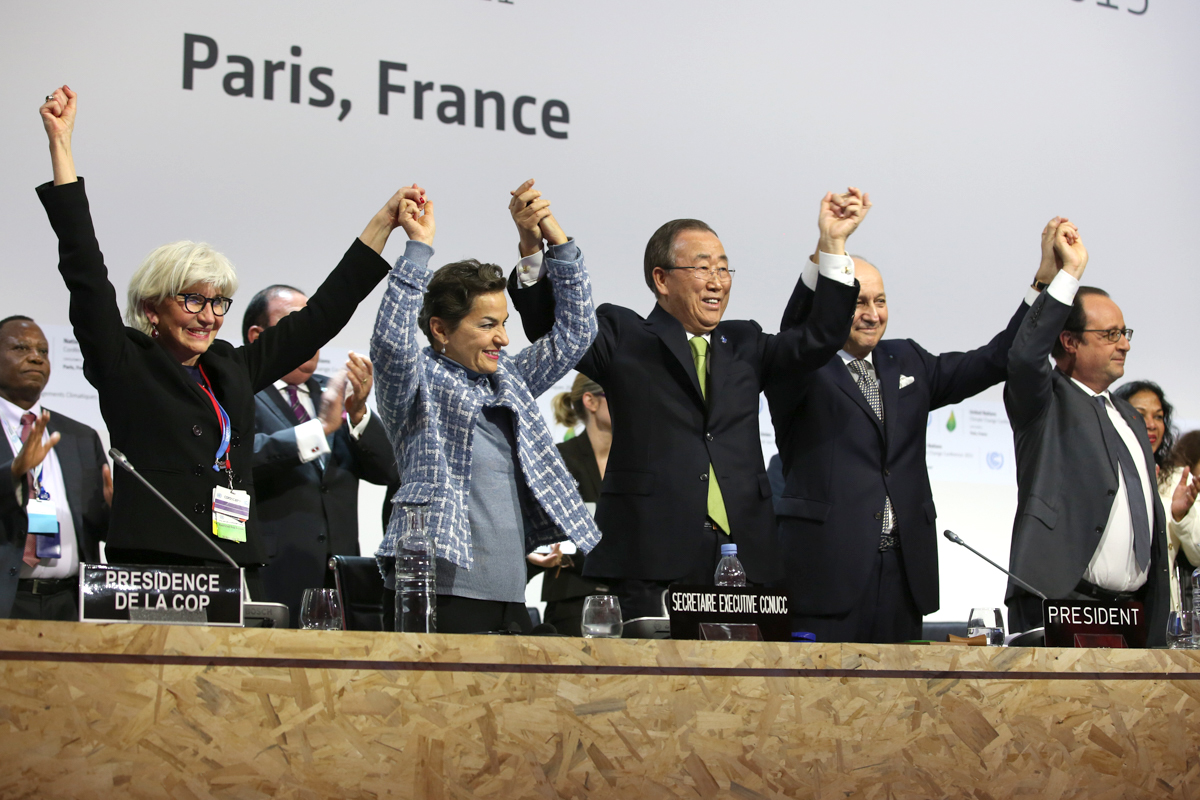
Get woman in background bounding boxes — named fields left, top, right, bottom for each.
left=1115, top=380, right=1176, bottom=468
left=528, top=372, right=612, bottom=635
left=1115, top=381, right=1200, bottom=610
left=1158, top=430, right=1200, bottom=611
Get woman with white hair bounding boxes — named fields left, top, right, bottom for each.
left=37, top=86, right=418, bottom=584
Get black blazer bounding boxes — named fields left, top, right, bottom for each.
left=770, top=277, right=1028, bottom=616
left=251, top=375, right=398, bottom=560
left=509, top=268, right=857, bottom=583
left=0, top=456, right=28, bottom=617
left=556, top=431, right=602, bottom=504
left=38, top=179, right=390, bottom=565
left=1005, top=290, right=1169, bottom=644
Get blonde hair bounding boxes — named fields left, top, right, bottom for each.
left=124, top=241, right=238, bottom=335
left=552, top=372, right=604, bottom=428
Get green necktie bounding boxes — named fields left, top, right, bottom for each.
left=689, top=336, right=730, bottom=534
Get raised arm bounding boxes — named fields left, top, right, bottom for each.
left=36, top=87, right=132, bottom=387
left=508, top=182, right=597, bottom=396
left=369, top=193, right=437, bottom=434
left=781, top=187, right=871, bottom=331
left=1005, top=219, right=1087, bottom=430
left=506, top=179, right=559, bottom=342
left=244, top=185, right=425, bottom=391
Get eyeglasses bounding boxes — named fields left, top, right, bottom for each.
left=176, top=293, right=233, bottom=316
left=1071, top=327, right=1133, bottom=343
left=661, top=265, right=736, bottom=283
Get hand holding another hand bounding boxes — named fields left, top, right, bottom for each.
left=817, top=187, right=872, bottom=256
left=510, top=178, right=567, bottom=257
left=1052, top=219, right=1087, bottom=278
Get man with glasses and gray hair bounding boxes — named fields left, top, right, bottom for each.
left=507, top=181, right=860, bottom=620
left=1004, top=219, right=1169, bottom=643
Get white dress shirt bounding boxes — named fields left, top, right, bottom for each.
left=0, top=397, right=78, bottom=579
left=1070, top=380, right=1154, bottom=592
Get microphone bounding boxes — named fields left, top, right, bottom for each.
left=943, top=529, right=1048, bottom=600
left=108, top=448, right=240, bottom=571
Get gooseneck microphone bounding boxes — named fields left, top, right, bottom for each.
left=943, top=529, right=1048, bottom=600
left=108, top=448, right=240, bottom=570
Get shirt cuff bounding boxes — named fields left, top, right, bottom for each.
left=515, top=250, right=545, bottom=287
left=816, top=251, right=856, bottom=286
left=347, top=406, right=371, bottom=440
left=1045, top=270, right=1080, bottom=306
left=1023, top=286, right=1041, bottom=306
left=401, top=239, right=434, bottom=269
left=294, top=418, right=332, bottom=463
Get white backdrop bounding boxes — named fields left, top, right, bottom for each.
left=3, top=0, right=1197, bottom=623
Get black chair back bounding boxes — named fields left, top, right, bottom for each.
left=330, top=556, right=385, bottom=631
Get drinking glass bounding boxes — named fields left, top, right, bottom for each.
left=581, top=595, right=623, bottom=638
left=300, top=588, right=343, bottom=630
left=1166, top=610, right=1198, bottom=649
left=967, top=607, right=1005, bottom=646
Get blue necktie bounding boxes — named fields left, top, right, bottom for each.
left=1095, top=396, right=1151, bottom=571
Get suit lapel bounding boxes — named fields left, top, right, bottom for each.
left=875, top=348, right=898, bottom=455
left=831, top=358, right=883, bottom=437
left=707, top=325, right=731, bottom=415
left=264, top=383, right=298, bottom=426
left=646, top=304, right=705, bottom=408
left=45, top=416, right=84, bottom=533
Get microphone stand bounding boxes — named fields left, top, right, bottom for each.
left=109, top=449, right=249, bottom=602
left=943, top=529, right=1047, bottom=600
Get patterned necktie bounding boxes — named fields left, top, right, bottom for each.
left=20, top=412, right=41, bottom=567
left=848, top=359, right=896, bottom=550
left=689, top=336, right=730, bottom=535
left=286, top=385, right=312, bottom=423
left=1095, top=396, right=1151, bottom=571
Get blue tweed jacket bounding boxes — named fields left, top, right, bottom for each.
left=371, top=239, right=601, bottom=570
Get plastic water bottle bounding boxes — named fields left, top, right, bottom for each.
left=395, top=508, right=437, bottom=632
left=714, top=543, right=747, bottom=587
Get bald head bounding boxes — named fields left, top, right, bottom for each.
left=844, top=257, right=888, bottom=358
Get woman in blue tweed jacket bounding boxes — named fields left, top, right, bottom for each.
left=370, top=181, right=601, bottom=633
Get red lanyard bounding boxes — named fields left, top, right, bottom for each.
left=195, top=364, right=232, bottom=472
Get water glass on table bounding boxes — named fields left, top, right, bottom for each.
left=300, top=588, right=343, bottom=630
left=581, top=595, right=623, bottom=638
left=1166, top=610, right=1198, bottom=649
left=967, top=607, right=1005, bottom=645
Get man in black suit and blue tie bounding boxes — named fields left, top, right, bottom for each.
left=243, top=287, right=397, bottom=627
left=507, top=182, right=861, bottom=620
left=770, top=204, right=1061, bottom=643
left=1004, top=220, right=1171, bottom=643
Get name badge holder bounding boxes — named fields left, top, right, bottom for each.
left=196, top=366, right=251, bottom=542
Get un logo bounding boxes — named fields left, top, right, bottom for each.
left=986, top=452, right=1004, bottom=470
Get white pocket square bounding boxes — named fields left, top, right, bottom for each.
left=899, top=374, right=915, bottom=389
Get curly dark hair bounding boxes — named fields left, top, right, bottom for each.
left=418, top=259, right=506, bottom=348
left=1163, top=430, right=1200, bottom=480
left=1113, top=379, right=1176, bottom=470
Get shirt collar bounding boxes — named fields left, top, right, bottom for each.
left=274, top=379, right=310, bottom=395
left=0, top=395, right=42, bottom=429
left=1068, top=376, right=1111, bottom=402
left=838, top=349, right=874, bottom=368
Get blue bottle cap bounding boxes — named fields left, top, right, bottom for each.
left=720, top=543, right=737, bottom=557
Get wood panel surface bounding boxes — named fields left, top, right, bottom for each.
left=0, top=620, right=1198, bottom=799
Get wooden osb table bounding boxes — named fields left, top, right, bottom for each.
left=0, top=620, right=1198, bottom=799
